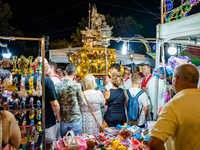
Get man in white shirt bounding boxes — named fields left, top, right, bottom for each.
left=141, top=64, right=164, bottom=120
left=47, top=62, right=62, bottom=85
left=123, top=67, right=132, bottom=90
left=127, top=73, right=150, bottom=127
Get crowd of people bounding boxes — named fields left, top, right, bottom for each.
left=0, top=57, right=200, bottom=150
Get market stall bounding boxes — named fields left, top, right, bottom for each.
left=0, top=36, right=47, bottom=149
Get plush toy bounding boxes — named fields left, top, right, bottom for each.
left=116, top=145, right=126, bottom=150
left=119, top=129, right=132, bottom=148
left=86, top=139, right=98, bottom=150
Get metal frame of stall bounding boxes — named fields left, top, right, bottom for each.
left=0, top=36, right=46, bottom=149
left=153, top=0, right=200, bottom=120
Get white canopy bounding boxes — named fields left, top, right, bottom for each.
left=157, top=12, right=200, bottom=46
left=49, top=47, right=146, bottom=64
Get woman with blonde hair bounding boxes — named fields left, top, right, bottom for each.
left=81, top=74, right=105, bottom=135
left=104, top=72, right=127, bottom=127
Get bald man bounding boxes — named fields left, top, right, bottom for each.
left=149, top=64, right=200, bottom=150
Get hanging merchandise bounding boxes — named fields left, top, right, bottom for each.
left=11, top=56, right=18, bottom=75
left=17, top=55, right=30, bottom=75
left=33, top=76, right=42, bottom=97
left=167, top=56, right=192, bottom=72
left=28, top=76, right=35, bottom=95
left=153, top=65, right=165, bottom=80
left=29, top=56, right=34, bottom=76
left=18, top=77, right=28, bottom=98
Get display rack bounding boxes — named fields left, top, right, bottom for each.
left=0, top=36, right=46, bottom=149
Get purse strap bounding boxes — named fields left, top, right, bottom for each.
left=83, top=92, right=101, bottom=127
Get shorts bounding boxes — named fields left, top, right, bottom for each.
left=45, top=124, right=56, bottom=144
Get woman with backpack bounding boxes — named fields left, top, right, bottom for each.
left=104, top=72, right=127, bottom=127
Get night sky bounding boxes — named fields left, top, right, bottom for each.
left=1, top=0, right=200, bottom=57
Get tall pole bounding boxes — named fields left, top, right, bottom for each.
left=89, top=3, right=91, bottom=29
left=41, top=36, right=46, bottom=149
left=161, top=0, right=164, bottom=24
left=105, top=46, right=108, bottom=77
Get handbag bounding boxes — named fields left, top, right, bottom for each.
left=83, top=93, right=105, bottom=132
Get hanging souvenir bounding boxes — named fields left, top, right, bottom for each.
left=33, top=76, right=42, bottom=97
left=37, top=121, right=42, bottom=132
left=17, top=55, right=29, bottom=75
left=0, top=58, right=12, bottom=68
left=28, top=76, right=35, bottom=95
left=11, top=56, right=18, bottom=75
left=29, top=110, right=35, bottom=125
left=28, top=56, right=34, bottom=76
left=18, top=77, right=28, bottom=98
left=36, top=110, right=41, bottom=121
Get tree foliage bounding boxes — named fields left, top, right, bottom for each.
left=0, top=0, right=13, bottom=35
left=49, top=15, right=143, bottom=49
left=49, top=39, right=70, bottom=49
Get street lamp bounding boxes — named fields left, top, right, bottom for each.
left=129, top=49, right=134, bottom=73
left=168, top=43, right=177, bottom=55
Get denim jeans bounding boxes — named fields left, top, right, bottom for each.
left=60, top=118, right=82, bottom=137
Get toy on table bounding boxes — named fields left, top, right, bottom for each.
left=116, top=124, right=131, bottom=130
left=119, top=129, right=132, bottom=148
left=111, top=139, right=120, bottom=150
left=116, top=145, right=126, bottom=150
left=28, top=76, right=35, bottom=95
left=131, top=139, right=140, bottom=150
left=127, top=125, right=141, bottom=136
left=104, top=127, right=119, bottom=136
left=143, top=135, right=150, bottom=146
left=133, top=133, right=143, bottom=143
left=86, top=139, right=97, bottom=150
left=33, top=76, right=42, bottom=97
left=18, top=77, right=28, bottom=98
